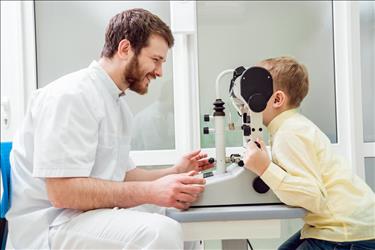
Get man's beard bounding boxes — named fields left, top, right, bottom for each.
left=124, top=55, right=149, bottom=95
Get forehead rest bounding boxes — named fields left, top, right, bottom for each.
left=240, top=66, right=273, bottom=112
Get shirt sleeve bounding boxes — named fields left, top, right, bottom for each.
left=33, top=92, right=99, bottom=177
left=260, top=132, right=330, bottom=214
left=127, top=156, right=136, bottom=171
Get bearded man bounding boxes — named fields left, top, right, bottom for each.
left=7, top=8, right=213, bottom=249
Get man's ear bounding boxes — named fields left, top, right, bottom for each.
left=272, top=90, right=287, bottom=108
left=117, top=39, right=133, bottom=60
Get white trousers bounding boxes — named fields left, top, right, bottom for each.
left=49, top=206, right=185, bottom=249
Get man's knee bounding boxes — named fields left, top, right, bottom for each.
left=51, top=209, right=184, bottom=249
left=138, top=214, right=183, bottom=249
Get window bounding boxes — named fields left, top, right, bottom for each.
left=360, top=1, right=375, bottom=143
left=359, top=1, right=375, bottom=187
left=34, top=1, right=176, bottom=153
left=364, top=158, right=375, bottom=192
left=196, top=1, right=337, bottom=148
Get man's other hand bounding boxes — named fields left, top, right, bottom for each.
left=148, top=171, right=205, bottom=210
left=174, top=149, right=214, bottom=174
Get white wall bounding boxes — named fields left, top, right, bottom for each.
left=1, top=1, right=36, bottom=142
left=1, top=1, right=25, bottom=142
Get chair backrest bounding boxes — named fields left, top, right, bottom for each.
left=1, top=142, right=12, bottom=218
left=0, top=142, right=12, bottom=250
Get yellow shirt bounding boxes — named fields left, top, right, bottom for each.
left=261, top=109, right=375, bottom=242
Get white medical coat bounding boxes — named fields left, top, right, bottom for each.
left=6, top=61, right=136, bottom=249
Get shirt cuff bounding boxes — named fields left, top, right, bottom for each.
left=127, top=157, right=136, bottom=170
left=260, top=162, right=287, bottom=190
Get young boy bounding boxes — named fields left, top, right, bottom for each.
left=244, top=56, right=375, bottom=249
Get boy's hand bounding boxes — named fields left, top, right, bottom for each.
left=243, top=138, right=271, bottom=176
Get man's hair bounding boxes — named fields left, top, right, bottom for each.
left=101, top=8, right=174, bottom=58
left=259, top=56, right=309, bottom=107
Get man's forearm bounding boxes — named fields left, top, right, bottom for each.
left=46, top=177, right=153, bottom=211
left=125, top=167, right=178, bottom=181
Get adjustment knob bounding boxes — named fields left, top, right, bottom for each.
left=248, top=93, right=267, bottom=113
left=243, top=114, right=250, bottom=124
left=242, top=125, right=251, bottom=136
left=234, top=66, right=246, bottom=78
left=203, top=127, right=210, bottom=134
left=252, top=176, right=270, bottom=194
left=213, top=99, right=225, bottom=116
left=238, top=160, right=244, bottom=167
left=204, top=114, right=210, bottom=122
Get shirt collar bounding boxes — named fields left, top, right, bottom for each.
left=267, top=108, right=299, bottom=136
left=89, top=61, right=125, bottom=100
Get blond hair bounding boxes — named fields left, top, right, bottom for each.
left=259, top=56, right=309, bottom=107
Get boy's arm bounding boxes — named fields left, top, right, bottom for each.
left=244, top=135, right=329, bottom=214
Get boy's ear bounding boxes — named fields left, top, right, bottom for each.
left=117, top=39, right=133, bottom=60
left=272, top=90, right=287, bottom=108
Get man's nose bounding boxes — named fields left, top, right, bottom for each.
left=154, top=64, right=163, bottom=78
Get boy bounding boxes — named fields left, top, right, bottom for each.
left=244, top=56, right=375, bottom=249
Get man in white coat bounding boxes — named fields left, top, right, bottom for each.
left=7, top=8, right=213, bottom=249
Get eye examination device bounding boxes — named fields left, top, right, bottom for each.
left=192, top=66, right=281, bottom=207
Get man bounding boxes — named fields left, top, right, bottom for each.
left=7, top=8, right=213, bottom=249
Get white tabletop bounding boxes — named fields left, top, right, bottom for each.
left=166, top=204, right=306, bottom=222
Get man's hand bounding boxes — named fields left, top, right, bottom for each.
left=148, top=171, right=205, bottom=210
left=243, top=139, right=271, bottom=176
left=173, top=149, right=214, bottom=174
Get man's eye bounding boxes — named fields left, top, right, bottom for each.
left=153, top=58, right=159, bottom=63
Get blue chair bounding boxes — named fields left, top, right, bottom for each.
left=1, top=142, right=12, bottom=250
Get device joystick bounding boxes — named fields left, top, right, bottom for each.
left=252, top=176, right=270, bottom=193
